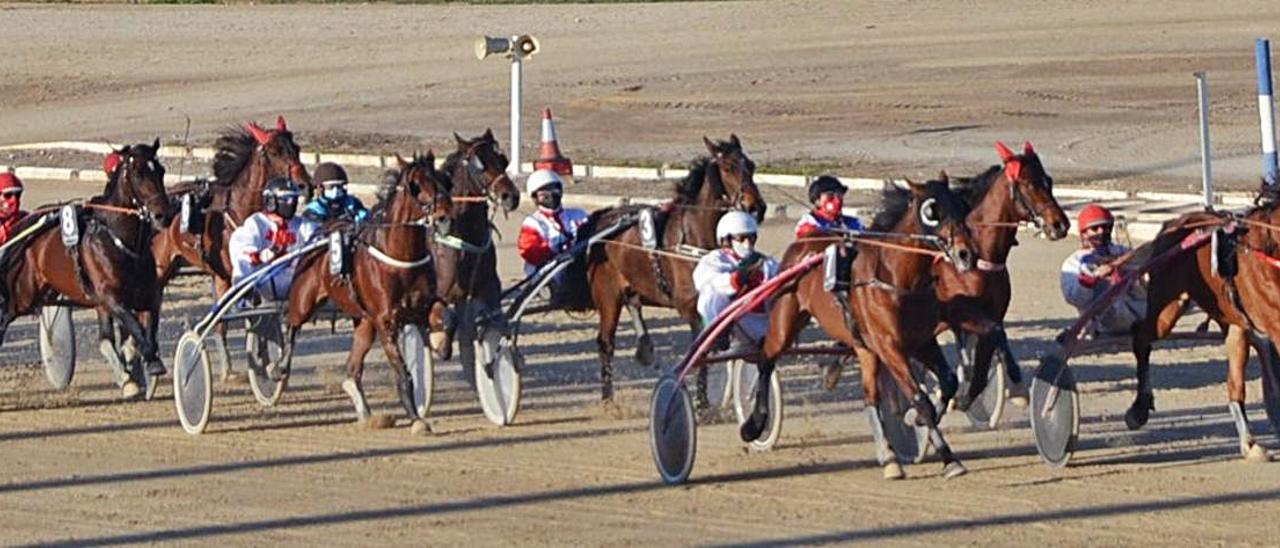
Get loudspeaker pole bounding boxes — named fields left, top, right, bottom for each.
left=510, top=49, right=523, bottom=175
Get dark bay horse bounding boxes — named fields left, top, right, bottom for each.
left=285, top=153, right=454, bottom=432
left=430, top=130, right=521, bottom=376
left=748, top=178, right=976, bottom=480
left=936, top=141, right=1071, bottom=410
left=1125, top=183, right=1280, bottom=460
left=0, top=141, right=173, bottom=394
left=147, top=117, right=309, bottom=379
left=573, top=135, right=766, bottom=402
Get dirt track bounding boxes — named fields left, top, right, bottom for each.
left=4, top=2, right=1280, bottom=545
left=3, top=1, right=1280, bottom=190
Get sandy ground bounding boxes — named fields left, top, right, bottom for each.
left=1, top=177, right=1279, bottom=546
left=3, top=1, right=1280, bottom=193
left=5, top=2, right=1280, bottom=545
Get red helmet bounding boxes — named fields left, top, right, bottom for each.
left=0, top=172, right=23, bottom=192
left=1077, top=203, right=1114, bottom=231
left=104, top=152, right=123, bottom=176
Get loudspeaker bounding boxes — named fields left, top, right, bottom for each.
left=474, top=35, right=540, bottom=60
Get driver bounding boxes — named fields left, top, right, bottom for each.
left=301, top=162, right=369, bottom=223
left=230, top=177, right=320, bottom=300
left=693, top=211, right=779, bottom=352
left=0, top=173, right=28, bottom=248
left=1060, top=204, right=1146, bottom=336
left=517, top=169, right=589, bottom=276
left=794, top=175, right=864, bottom=238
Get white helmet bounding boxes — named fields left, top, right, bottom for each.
left=526, top=169, right=564, bottom=196
left=716, top=210, right=759, bottom=241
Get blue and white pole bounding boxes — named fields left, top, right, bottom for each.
left=1257, top=38, right=1278, bottom=185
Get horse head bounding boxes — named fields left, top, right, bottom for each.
left=905, top=173, right=976, bottom=272
left=452, top=129, right=519, bottom=212
left=105, top=139, right=172, bottom=231
left=703, top=134, right=766, bottom=221
left=994, top=141, right=1070, bottom=240
left=394, top=151, right=454, bottom=227
left=244, top=116, right=310, bottom=191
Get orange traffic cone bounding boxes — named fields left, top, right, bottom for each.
left=533, top=108, right=574, bottom=183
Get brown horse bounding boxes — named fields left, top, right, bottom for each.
left=431, top=130, right=521, bottom=376
left=0, top=141, right=173, bottom=393
left=147, top=117, right=309, bottom=378
left=284, top=153, right=454, bottom=431
left=572, top=135, right=767, bottom=402
left=748, top=177, right=976, bottom=479
left=1125, top=183, right=1280, bottom=459
left=937, top=141, right=1071, bottom=410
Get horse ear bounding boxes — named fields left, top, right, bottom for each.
left=246, top=122, right=271, bottom=145
left=483, top=128, right=495, bottom=141
left=729, top=133, right=741, bottom=148
left=424, top=149, right=435, bottom=166
left=995, top=141, right=1016, bottom=163
left=276, top=116, right=288, bottom=132
left=938, top=170, right=949, bottom=183
left=395, top=153, right=409, bottom=169
left=1023, top=141, right=1036, bottom=157
left=152, top=137, right=161, bottom=151
left=454, top=132, right=467, bottom=147
left=703, top=136, right=719, bottom=156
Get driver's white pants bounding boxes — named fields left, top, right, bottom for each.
left=698, top=292, right=768, bottom=342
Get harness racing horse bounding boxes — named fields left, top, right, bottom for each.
left=147, top=117, right=309, bottom=380
left=431, top=130, right=521, bottom=380
left=937, top=142, right=1071, bottom=413
left=1125, top=182, right=1280, bottom=460
left=284, top=153, right=455, bottom=432
left=572, top=135, right=767, bottom=403
left=747, top=177, right=977, bottom=479
left=0, top=141, right=173, bottom=395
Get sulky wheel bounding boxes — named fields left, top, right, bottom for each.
left=245, top=316, right=288, bottom=407
left=730, top=359, right=783, bottom=452
left=1030, top=351, right=1080, bottom=467
left=964, top=349, right=1008, bottom=429
left=173, top=331, right=213, bottom=434
left=876, top=371, right=931, bottom=464
left=650, top=374, right=697, bottom=485
left=38, top=306, right=76, bottom=391
left=474, top=327, right=521, bottom=426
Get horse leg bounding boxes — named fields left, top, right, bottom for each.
left=592, top=288, right=624, bottom=402
left=626, top=299, right=655, bottom=368
left=741, top=291, right=807, bottom=442
left=857, top=348, right=903, bottom=480
left=95, top=312, right=136, bottom=395
left=913, top=339, right=957, bottom=413
left=428, top=301, right=455, bottom=361
left=1226, top=326, right=1269, bottom=460
left=1126, top=295, right=1182, bottom=429
left=882, top=343, right=966, bottom=479
left=211, top=276, right=238, bottom=382
left=378, top=320, right=430, bottom=435
left=340, top=319, right=377, bottom=422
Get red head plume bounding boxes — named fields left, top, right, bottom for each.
left=1023, top=141, right=1036, bottom=157
left=103, top=151, right=123, bottom=176
left=276, top=115, right=288, bottom=133
left=246, top=122, right=272, bottom=146
left=995, top=141, right=1016, bottom=163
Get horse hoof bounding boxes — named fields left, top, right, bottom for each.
left=635, top=336, right=655, bottom=367
left=1007, top=381, right=1030, bottom=408
left=410, top=420, right=431, bottom=436
left=1007, top=395, right=1029, bottom=409
left=943, top=460, right=968, bottom=480
left=1244, top=442, right=1271, bottom=463
left=121, top=381, right=141, bottom=399
left=739, top=413, right=769, bottom=443
left=882, top=462, right=905, bottom=480
left=364, top=414, right=395, bottom=430
left=822, top=362, right=843, bottom=391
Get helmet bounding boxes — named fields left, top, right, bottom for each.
left=314, top=162, right=349, bottom=188
left=716, top=210, right=759, bottom=241
left=808, top=175, right=847, bottom=204
left=1077, top=204, right=1114, bottom=232
left=526, top=169, right=564, bottom=197
left=0, top=172, right=23, bottom=193
left=103, top=152, right=123, bottom=177
left=263, top=177, right=302, bottom=219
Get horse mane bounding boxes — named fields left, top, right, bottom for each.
left=370, top=155, right=445, bottom=221
left=212, top=127, right=257, bottom=185
left=672, top=157, right=716, bottom=204
left=950, top=166, right=1002, bottom=210
left=871, top=183, right=913, bottom=231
